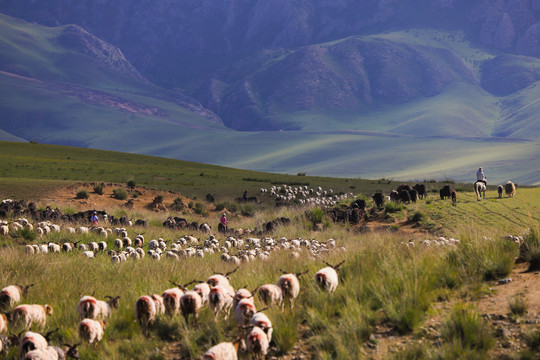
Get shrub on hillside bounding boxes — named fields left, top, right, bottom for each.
left=171, top=197, right=184, bottom=211
left=153, top=195, right=164, bottom=204
left=193, top=202, right=208, bottom=216
left=306, top=207, right=325, bottom=224
left=93, top=184, right=104, bottom=195
left=240, top=204, right=254, bottom=217
left=76, top=189, right=89, bottom=199
left=408, top=210, right=427, bottom=223
left=215, top=201, right=238, bottom=212
left=127, top=180, right=136, bottom=189
left=385, top=202, right=404, bottom=214
left=113, top=188, right=128, bottom=200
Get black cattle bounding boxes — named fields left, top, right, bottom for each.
left=372, top=192, right=385, bottom=208
left=390, top=190, right=400, bottom=202
left=451, top=190, right=457, bottom=206
left=439, top=185, right=453, bottom=200
left=398, top=190, right=411, bottom=203
left=408, top=189, right=419, bottom=203
left=397, top=184, right=412, bottom=192
left=498, top=185, right=503, bottom=198
left=413, top=184, right=427, bottom=199
left=351, top=199, right=367, bottom=210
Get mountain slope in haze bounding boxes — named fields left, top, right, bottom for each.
left=0, top=14, right=224, bottom=145
left=201, top=34, right=479, bottom=131
left=1, top=0, right=538, bottom=86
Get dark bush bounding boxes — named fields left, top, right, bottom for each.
left=76, top=190, right=89, bottom=199
left=113, top=188, right=128, bottom=200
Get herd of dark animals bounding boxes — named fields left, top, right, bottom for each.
left=372, top=183, right=457, bottom=208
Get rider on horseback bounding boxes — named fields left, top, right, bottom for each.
left=476, top=167, right=487, bottom=186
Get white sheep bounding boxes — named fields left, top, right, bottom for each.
left=0, top=312, right=7, bottom=334
left=193, top=282, right=210, bottom=305
left=180, top=290, right=203, bottom=324
left=77, top=295, right=120, bottom=320
left=249, top=312, right=273, bottom=343
left=233, top=298, right=256, bottom=326
left=135, top=295, right=157, bottom=334
left=277, top=270, right=307, bottom=309
left=23, top=346, right=59, bottom=360
left=114, top=238, right=123, bottom=250
left=161, top=287, right=184, bottom=316
left=203, top=340, right=242, bottom=360
left=0, top=284, right=33, bottom=311
left=257, top=284, right=282, bottom=308
left=0, top=225, right=8, bottom=235
left=315, top=261, right=345, bottom=293
left=19, top=331, right=49, bottom=359
left=12, top=304, right=53, bottom=330
left=246, top=326, right=269, bottom=359
left=208, top=285, right=234, bottom=319
left=78, top=318, right=105, bottom=344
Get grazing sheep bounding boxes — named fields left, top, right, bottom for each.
left=203, top=340, right=242, bottom=360
left=78, top=319, right=105, bottom=344
left=209, top=285, right=234, bottom=319
left=48, top=343, right=80, bottom=360
left=0, top=312, right=7, bottom=333
left=0, top=225, right=8, bottom=235
left=25, top=245, right=35, bottom=255
left=233, top=298, right=256, bottom=326
left=161, top=287, right=184, bottom=316
left=23, top=346, right=60, bottom=360
left=249, top=312, right=273, bottom=343
left=246, top=326, right=269, bottom=359
left=151, top=294, right=165, bottom=315
left=193, top=282, right=211, bottom=305
left=12, top=304, right=53, bottom=329
left=277, top=270, right=307, bottom=309
left=505, top=181, right=516, bottom=197
left=257, top=285, right=282, bottom=308
left=135, top=296, right=157, bottom=334
left=0, top=284, right=34, bottom=310
left=315, top=261, right=345, bottom=293
left=77, top=295, right=120, bottom=320
left=498, top=185, right=504, bottom=198
left=19, top=331, right=51, bottom=358
left=232, top=287, right=256, bottom=311
left=180, top=290, right=203, bottom=324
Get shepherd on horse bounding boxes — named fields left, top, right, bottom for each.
left=474, top=167, right=487, bottom=201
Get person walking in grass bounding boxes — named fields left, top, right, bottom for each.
left=91, top=211, right=99, bottom=226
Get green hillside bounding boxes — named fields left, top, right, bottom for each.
left=0, top=13, right=223, bottom=145
left=0, top=14, right=539, bottom=185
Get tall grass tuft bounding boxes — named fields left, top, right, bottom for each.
left=508, top=294, right=528, bottom=317
left=520, top=226, right=540, bottom=271
left=437, top=304, right=494, bottom=359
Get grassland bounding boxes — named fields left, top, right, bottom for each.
left=0, top=144, right=539, bottom=359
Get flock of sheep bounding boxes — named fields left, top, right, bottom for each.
left=0, top=216, right=349, bottom=359
left=260, top=185, right=353, bottom=206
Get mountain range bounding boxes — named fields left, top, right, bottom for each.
left=0, top=0, right=539, bottom=184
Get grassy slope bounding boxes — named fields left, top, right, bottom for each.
left=0, top=153, right=537, bottom=359
left=0, top=13, right=222, bottom=144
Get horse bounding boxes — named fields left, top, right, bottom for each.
left=474, top=181, right=486, bottom=201
left=505, top=181, right=516, bottom=197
